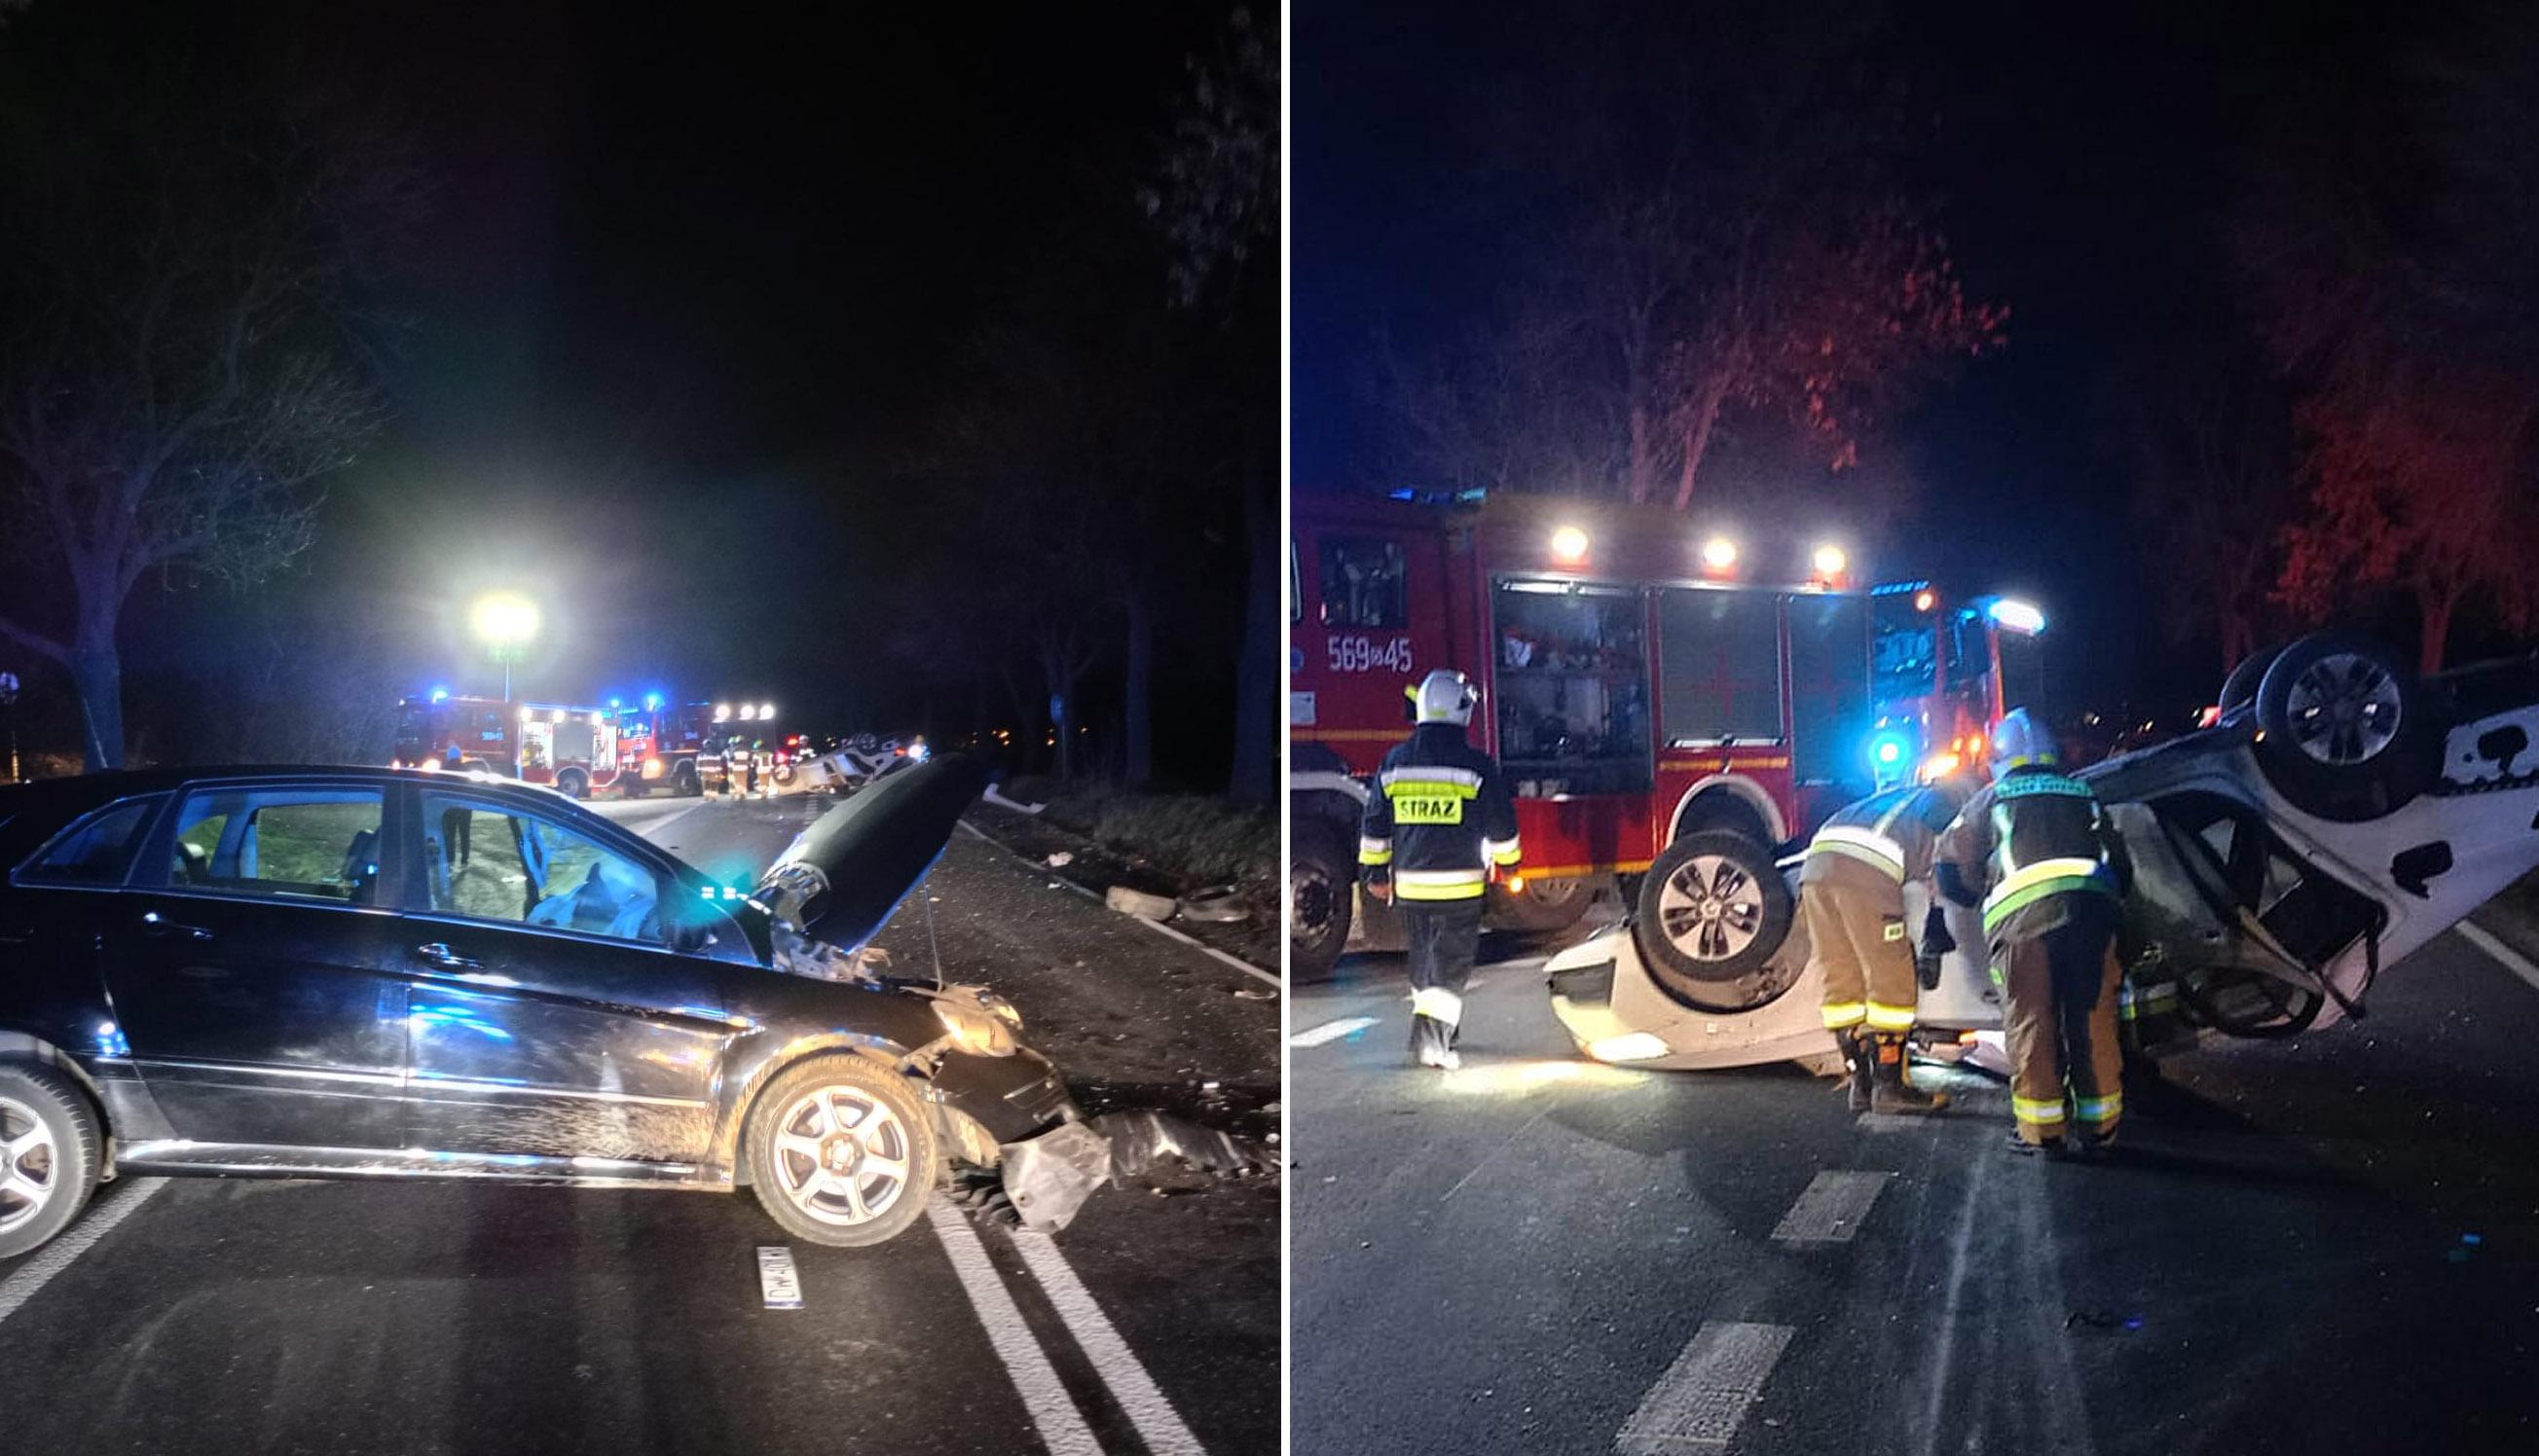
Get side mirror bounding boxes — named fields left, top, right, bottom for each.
left=669, top=917, right=715, bottom=955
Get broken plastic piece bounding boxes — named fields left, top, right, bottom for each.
left=1087, top=1110, right=1266, bottom=1183
left=998, top=1120, right=1114, bottom=1232
left=1105, top=885, right=1177, bottom=921
left=769, top=923, right=888, bottom=983
left=1177, top=885, right=1249, bottom=923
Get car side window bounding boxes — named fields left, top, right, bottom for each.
left=167, top=788, right=384, bottom=905
left=420, top=792, right=665, bottom=946
left=16, top=796, right=165, bottom=886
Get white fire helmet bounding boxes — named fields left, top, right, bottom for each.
left=1408, top=670, right=1480, bottom=727
left=1991, top=708, right=2056, bottom=778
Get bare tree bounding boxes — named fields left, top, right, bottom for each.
left=0, top=8, right=412, bottom=767
left=1388, top=1, right=2004, bottom=508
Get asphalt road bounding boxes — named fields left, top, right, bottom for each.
left=0, top=792, right=1279, bottom=1456
left=1291, top=911, right=2539, bottom=1456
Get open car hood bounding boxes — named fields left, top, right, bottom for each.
left=753, top=753, right=992, bottom=951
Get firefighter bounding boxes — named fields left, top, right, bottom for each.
left=1358, top=669, right=1521, bottom=1071
left=1802, top=762, right=1969, bottom=1114
left=1931, top=710, right=2133, bottom=1156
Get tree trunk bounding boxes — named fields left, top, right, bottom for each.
left=72, top=647, right=126, bottom=771
left=1670, top=374, right=1730, bottom=511
left=1123, top=591, right=1155, bottom=788
left=2418, top=582, right=2460, bottom=676
left=1227, top=463, right=1277, bottom=805
left=1043, top=641, right=1078, bottom=781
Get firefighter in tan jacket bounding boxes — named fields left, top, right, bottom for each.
left=1932, top=710, right=2133, bottom=1156
left=1803, top=770, right=1969, bottom=1114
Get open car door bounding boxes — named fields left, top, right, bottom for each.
left=2116, top=794, right=2384, bottom=1039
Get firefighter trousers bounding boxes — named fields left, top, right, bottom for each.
left=1802, top=870, right=1917, bottom=1034
left=1402, top=899, right=1484, bottom=1043
left=1997, top=911, right=2125, bottom=1146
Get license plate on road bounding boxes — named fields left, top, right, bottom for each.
left=755, top=1246, right=803, bottom=1309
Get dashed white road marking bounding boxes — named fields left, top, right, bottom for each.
left=1013, top=1230, right=1209, bottom=1456
left=2458, top=920, right=2539, bottom=997
left=1615, top=1321, right=1795, bottom=1455
left=1770, top=1170, right=1895, bottom=1244
left=1288, top=1016, right=1379, bottom=1047
left=1857, top=1111, right=1943, bottom=1133
left=925, top=1199, right=1105, bottom=1456
left=0, top=1177, right=167, bottom=1327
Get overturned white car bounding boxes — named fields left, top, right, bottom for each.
left=1547, top=634, right=2539, bottom=1070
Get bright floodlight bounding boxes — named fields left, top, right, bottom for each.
left=1913, top=590, right=1936, bottom=612
left=714, top=704, right=732, bottom=722
left=1550, top=526, right=1589, bottom=564
left=471, top=593, right=540, bottom=646
left=1990, top=598, right=2047, bottom=635
left=1701, top=537, right=1739, bottom=571
left=757, top=703, right=776, bottom=721
left=1813, top=544, right=1847, bottom=577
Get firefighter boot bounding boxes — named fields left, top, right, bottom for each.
left=1409, top=1014, right=1460, bottom=1072
left=1868, top=1033, right=1947, bottom=1114
left=1843, top=1030, right=1874, bottom=1113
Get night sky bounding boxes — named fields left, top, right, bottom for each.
left=107, top=0, right=1229, bottom=734
left=1295, top=0, right=2425, bottom=722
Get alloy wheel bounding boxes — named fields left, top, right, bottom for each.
left=768, top=1085, right=914, bottom=1227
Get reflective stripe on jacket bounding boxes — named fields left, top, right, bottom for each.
left=1933, top=766, right=2127, bottom=945
left=1359, top=723, right=1520, bottom=895
left=1799, top=783, right=1963, bottom=889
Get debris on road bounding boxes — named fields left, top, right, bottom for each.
left=1106, top=885, right=1178, bottom=921
left=1177, top=885, right=1249, bottom=923
left=1047, top=852, right=1076, bottom=867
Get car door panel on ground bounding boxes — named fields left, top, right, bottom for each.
left=104, top=782, right=410, bottom=1148
left=397, top=787, right=732, bottom=1165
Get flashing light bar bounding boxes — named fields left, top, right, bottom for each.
left=1989, top=599, right=2047, bottom=635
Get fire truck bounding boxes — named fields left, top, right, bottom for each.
left=390, top=695, right=626, bottom=798
left=1288, top=491, right=2042, bottom=979
left=609, top=698, right=713, bottom=797
left=608, top=698, right=793, bottom=795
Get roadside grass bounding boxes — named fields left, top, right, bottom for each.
left=1002, top=777, right=1275, bottom=892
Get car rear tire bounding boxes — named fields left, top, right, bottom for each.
left=746, top=1056, right=938, bottom=1248
left=0, top=1063, right=101, bottom=1259
left=1635, top=830, right=1793, bottom=989
left=1290, top=823, right=1354, bottom=982
left=2253, top=633, right=2438, bottom=821
left=556, top=768, right=588, bottom=800
left=2218, top=644, right=2281, bottom=716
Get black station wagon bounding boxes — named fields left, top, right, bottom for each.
left=0, top=755, right=1075, bottom=1258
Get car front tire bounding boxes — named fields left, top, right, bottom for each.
left=0, top=1063, right=102, bottom=1260
left=746, top=1056, right=938, bottom=1248
left=1634, top=829, right=1794, bottom=995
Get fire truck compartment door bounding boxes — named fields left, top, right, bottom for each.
left=553, top=720, right=595, bottom=764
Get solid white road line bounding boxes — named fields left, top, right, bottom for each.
left=2458, top=919, right=2539, bottom=997
left=1287, top=1016, right=1379, bottom=1047
left=925, top=1200, right=1105, bottom=1456
left=1614, top=1321, right=1795, bottom=1456
left=1769, top=1170, right=1895, bottom=1244
left=1013, top=1230, right=1210, bottom=1456
left=956, top=818, right=1282, bottom=990
left=0, top=1177, right=167, bottom=1327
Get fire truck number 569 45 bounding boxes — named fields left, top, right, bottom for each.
left=1327, top=635, right=1414, bottom=674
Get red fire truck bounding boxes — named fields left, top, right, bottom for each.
left=609, top=698, right=714, bottom=797
left=1289, top=491, right=2042, bottom=979
left=390, top=696, right=626, bottom=798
